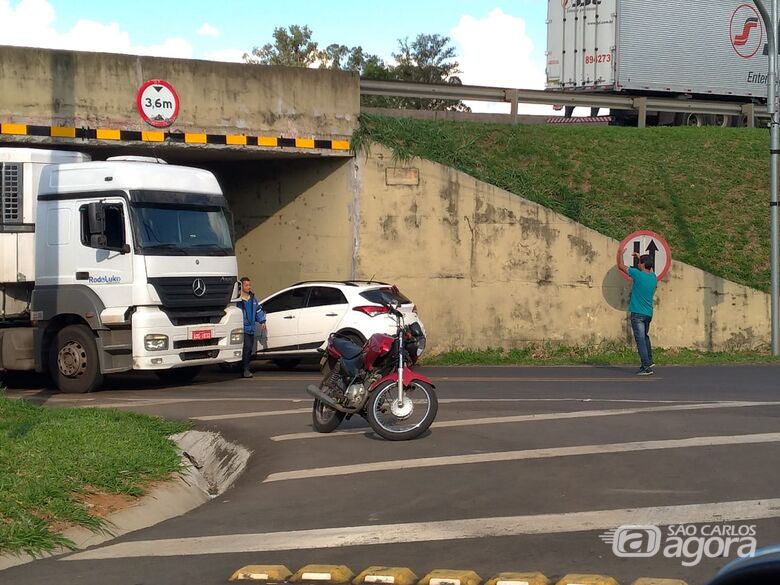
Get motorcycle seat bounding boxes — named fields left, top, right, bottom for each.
left=332, top=336, right=363, bottom=360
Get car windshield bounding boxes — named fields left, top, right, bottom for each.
left=131, top=204, right=233, bottom=256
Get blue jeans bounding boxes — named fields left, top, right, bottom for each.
left=630, top=312, right=653, bottom=369
left=241, top=333, right=255, bottom=372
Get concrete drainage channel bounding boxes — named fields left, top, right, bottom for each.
left=0, top=430, right=251, bottom=571
left=229, top=565, right=689, bottom=585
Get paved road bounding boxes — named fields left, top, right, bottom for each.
left=3, top=363, right=780, bottom=585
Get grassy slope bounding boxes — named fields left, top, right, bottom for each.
left=0, top=393, right=189, bottom=556
left=355, top=115, right=769, bottom=292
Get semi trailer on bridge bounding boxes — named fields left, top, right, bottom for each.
left=546, top=0, right=770, bottom=126
left=0, top=148, right=244, bottom=393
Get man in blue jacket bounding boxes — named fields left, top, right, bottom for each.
left=617, top=247, right=658, bottom=376
left=238, top=277, right=266, bottom=378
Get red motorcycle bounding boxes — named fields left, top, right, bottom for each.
left=306, top=299, right=437, bottom=441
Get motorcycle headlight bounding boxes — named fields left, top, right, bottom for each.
left=416, top=337, right=426, bottom=356
left=230, top=328, right=243, bottom=345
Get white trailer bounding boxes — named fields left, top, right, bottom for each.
left=0, top=148, right=244, bottom=393
left=546, top=0, right=770, bottom=125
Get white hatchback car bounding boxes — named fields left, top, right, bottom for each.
left=255, top=281, right=426, bottom=368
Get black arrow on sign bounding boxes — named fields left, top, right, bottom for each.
left=153, top=85, right=163, bottom=92
left=633, top=241, right=641, bottom=268
left=646, top=240, right=659, bottom=273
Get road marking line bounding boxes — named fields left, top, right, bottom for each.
left=436, top=377, right=657, bottom=382
left=263, top=431, right=780, bottom=482
left=269, top=400, right=778, bottom=441
left=439, top=398, right=747, bottom=404
left=87, top=397, right=308, bottom=409
left=192, top=408, right=311, bottom=421
left=63, top=497, right=780, bottom=560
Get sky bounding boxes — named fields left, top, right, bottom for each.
left=0, top=0, right=552, bottom=113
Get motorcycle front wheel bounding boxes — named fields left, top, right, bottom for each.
left=366, top=380, right=438, bottom=441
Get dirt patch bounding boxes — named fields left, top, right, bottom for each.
left=81, top=490, right=139, bottom=519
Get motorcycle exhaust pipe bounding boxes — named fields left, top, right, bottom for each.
left=306, top=385, right=349, bottom=413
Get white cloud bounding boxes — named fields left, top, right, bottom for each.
left=451, top=8, right=555, bottom=116
left=197, top=22, right=220, bottom=37
left=0, top=0, right=192, bottom=58
left=205, top=48, right=246, bottom=63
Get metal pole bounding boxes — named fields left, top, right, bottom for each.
left=756, top=0, right=780, bottom=355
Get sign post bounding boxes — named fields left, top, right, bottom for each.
left=754, top=0, right=780, bottom=355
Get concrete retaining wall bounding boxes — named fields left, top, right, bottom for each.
left=0, top=46, right=358, bottom=139
left=352, top=146, right=769, bottom=352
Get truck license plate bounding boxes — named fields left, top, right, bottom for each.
left=192, top=330, right=212, bottom=341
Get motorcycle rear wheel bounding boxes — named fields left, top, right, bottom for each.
left=312, top=371, right=346, bottom=433
left=366, top=380, right=438, bottom=441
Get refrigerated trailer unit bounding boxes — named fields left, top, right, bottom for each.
left=0, top=148, right=244, bottom=393
left=546, top=0, right=771, bottom=125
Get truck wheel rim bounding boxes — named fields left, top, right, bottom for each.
left=58, top=341, right=87, bottom=378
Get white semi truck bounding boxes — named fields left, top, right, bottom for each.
left=0, top=148, right=244, bottom=393
left=546, top=0, right=770, bottom=125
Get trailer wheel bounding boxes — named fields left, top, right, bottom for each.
left=713, top=114, right=733, bottom=128
left=684, top=113, right=706, bottom=127
left=49, top=324, right=103, bottom=394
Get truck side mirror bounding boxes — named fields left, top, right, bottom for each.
left=87, top=202, right=106, bottom=235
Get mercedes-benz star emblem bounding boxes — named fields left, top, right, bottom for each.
left=192, top=278, right=206, bottom=297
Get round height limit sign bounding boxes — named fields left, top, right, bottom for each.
left=136, top=80, right=180, bottom=128
left=617, top=230, right=672, bottom=281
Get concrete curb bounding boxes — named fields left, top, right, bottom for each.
left=229, top=565, right=688, bottom=585
left=0, top=430, right=250, bottom=572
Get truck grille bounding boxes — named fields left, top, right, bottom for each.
left=148, top=276, right=235, bottom=326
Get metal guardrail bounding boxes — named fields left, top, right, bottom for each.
left=360, top=79, right=768, bottom=127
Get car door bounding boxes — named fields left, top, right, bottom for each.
left=258, top=287, right=310, bottom=353
left=296, top=286, right=349, bottom=348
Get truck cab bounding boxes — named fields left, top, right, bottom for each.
left=0, top=148, right=244, bottom=393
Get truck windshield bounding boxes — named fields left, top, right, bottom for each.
left=131, top=204, right=233, bottom=256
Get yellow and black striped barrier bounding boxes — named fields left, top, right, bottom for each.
left=0, top=122, right=351, bottom=152
left=228, top=565, right=688, bottom=585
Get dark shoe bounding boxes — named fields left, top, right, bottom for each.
left=242, top=370, right=253, bottom=378
left=636, top=367, right=654, bottom=376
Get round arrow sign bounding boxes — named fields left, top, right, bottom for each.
left=617, top=230, right=672, bottom=281
left=136, top=79, right=180, bottom=128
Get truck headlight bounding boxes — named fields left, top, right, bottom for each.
left=144, top=334, right=169, bottom=351
left=230, top=329, right=243, bottom=345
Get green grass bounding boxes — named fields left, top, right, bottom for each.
left=421, top=343, right=780, bottom=366
left=354, top=115, right=771, bottom=291
left=0, top=392, right=190, bottom=557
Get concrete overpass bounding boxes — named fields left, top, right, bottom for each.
left=0, top=45, right=768, bottom=352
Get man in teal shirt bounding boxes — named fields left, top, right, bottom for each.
left=618, top=247, right=658, bottom=375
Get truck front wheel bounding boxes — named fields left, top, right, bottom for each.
left=49, top=324, right=104, bottom=394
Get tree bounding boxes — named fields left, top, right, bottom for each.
left=320, top=44, right=385, bottom=76
left=243, top=27, right=468, bottom=111
left=391, top=34, right=468, bottom=111
left=244, top=25, right=320, bottom=67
